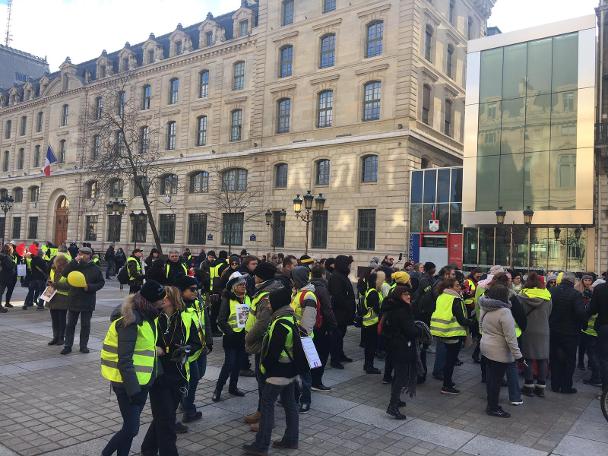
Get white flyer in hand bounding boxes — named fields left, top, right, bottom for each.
left=235, top=304, right=250, bottom=329
left=39, top=286, right=57, bottom=303
left=17, top=264, right=27, bottom=277
left=300, top=336, right=322, bottom=369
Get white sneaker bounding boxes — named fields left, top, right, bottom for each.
left=509, top=400, right=524, bottom=406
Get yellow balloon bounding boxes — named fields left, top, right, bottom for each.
left=67, top=271, right=87, bottom=288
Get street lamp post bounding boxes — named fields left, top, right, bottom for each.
left=265, top=209, right=287, bottom=251
left=293, top=191, right=326, bottom=255
left=495, top=207, right=513, bottom=269
left=0, top=195, right=15, bottom=247
left=129, top=210, right=146, bottom=250
left=106, top=199, right=127, bottom=246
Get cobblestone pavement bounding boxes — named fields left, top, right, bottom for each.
left=0, top=283, right=606, bottom=456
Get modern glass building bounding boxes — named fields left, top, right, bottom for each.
left=462, top=16, right=596, bottom=271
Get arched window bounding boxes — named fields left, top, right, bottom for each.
left=277, top=98, right=291, bottom=133
left=189, top=171, right=209, bottom=193
left=363, top=81, right=381, bottom=121
left=159, top=174, right=178, bottom=195
left=169, top=78, right=179, bottom=104
left=446, top=44, right=454, bottom=79
left=134, top=176, right=150, bottom=197
left=13, top=187, right=23, bottom=203
left=274, top=163, right=288, bottom=188
left=320, top=34, right=336, bottom=68
left=315, top=159, right=330, bottom=186
left=221, top=168, right=248, bottom=192
left=361, top=155, right=378, bottom=183
left=279, top=45, right=293, bottom=78
left=108, top=178, right=124, bottom=198
left=317, top=90, right=333, bottom=128
left=233, top=61, right=245, bottom=90
left=424, top=25, right=434, bottom=62
left=196, top=115, right=208, bottom=146
left=366, top=21, right=384, bottom=58
left=85, top=181, right=98, bottom=199
left=422, top=84, right=432, bottom=124
left=29, top=186, right=40, bottom=203
left=199, top=70, right=209, bottom=98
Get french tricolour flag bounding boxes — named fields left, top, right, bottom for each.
left=43, top=146, right=57, bottom=177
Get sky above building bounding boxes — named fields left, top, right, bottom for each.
left=0, top=0, right=602, bottom=72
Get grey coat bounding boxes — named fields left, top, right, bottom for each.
left=479, top=297, right=522, bottom=364
left=517, top=291, right=552, bottom=359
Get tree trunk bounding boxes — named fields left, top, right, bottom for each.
left=137, top=182, right=162, bottom=254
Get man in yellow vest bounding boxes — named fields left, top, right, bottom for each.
left=206, top=250, right=229, bottom=337
left=126, top=249, right=145, bottom=294
left=588, top=279, right=608, bottom=392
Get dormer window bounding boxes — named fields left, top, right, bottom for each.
left=122, top=58, right=129, bottom=71
left=99, top=64, right=106, bottom=78
left=239, top=20, right=249, bottom=37
left=206, top=31, right=213, bottom=46
left=175, top=40, right=183, bottom=55
left=148, top=49, right=155, bottom=64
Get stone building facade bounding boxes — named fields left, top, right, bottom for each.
left=0, top=0, right=494, bottom=264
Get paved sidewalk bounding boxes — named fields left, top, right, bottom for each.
left=0, top=283, right=605, bottom=455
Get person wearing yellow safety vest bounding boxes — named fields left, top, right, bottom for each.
left=140, top=285, right=201, bottom=454
left=126, top=249, right=145, bottom=294
left=207, top=251, right=231, bottom=336
left=361, top=271, right=383, bottom=375
left=46, top=254, right=71, bottom=346
left=176, top=276, right=213, bottom=426
left=243, top=286, right=301, bottom=456
left=101, top=281, right=165, bottom=456
left=479, top=284, right=524, bottom=418
left=23, top=249, right=48, bottom=310
left=580, top=276, right=602, bottom=387
left=243, top=262, right=283, bottom=431
left=430, top=278, right=474, bottom=395
left=518, top=272, right=553, bottom=397
left=0, top=243, right=18, bottom=312
left=163, top=250, right=188, bottom=286
left=464, top=268, right=483, bottom=363
left=213, top=271, right=251, bottom=402
left=589, top=279, right=608, bottom=392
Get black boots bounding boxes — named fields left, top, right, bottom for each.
left=386, top=406, right=407, bottom=420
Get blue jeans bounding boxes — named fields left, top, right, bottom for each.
left=181, top=354, right=207, bottom=416
left=216, top=346, right=246, bottom=391
left=506, top=361, right=521, bottom=401
left=102, top=385, right=147, bottom=456
left=25, top=279, right=45, bottom=308
left=432, top=338, right=447, bottom=377
left=297, top=371, right=312, bottom=405
left=253, top=381, right=299, bottom=451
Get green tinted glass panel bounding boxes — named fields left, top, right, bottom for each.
left=477, top=102, right=501, bottom=156
left=437, top=169, right=450, bottom=203
left=411, top=171, right=423, bottom=203
left=449, top=202, right=462, bottom=233
left=499, top=153, right=524, bottom=210
left=525, top=94, right=551, bottom=152
left=500, top=98, right=525, bottom=154
left=502, top=43, right=527, bottom=100
left=495, top=225, right=510, bottom=266
left=512, top=226, right=529, bottom=268
left=476, top=155, right=500, bottom=210
left=410, top=203, right=423, bottom=233
left=530, top=228, right=549, bottom=271
left=480, top=48, right=503, bottom=102
left=550, top=149, right=576, bottom=209
left=463, top=227, right=478, bottom=265
left=479, top=226, right=495, bottom=266
left=451, top=168, right=462, bottom=202
left=523, top=151, right=550, bottom=210
left=527, top=38, right=552, bottom=95
left=552, top=33, right=578, bottom=93
left=550, top=91, right=577, bottom=150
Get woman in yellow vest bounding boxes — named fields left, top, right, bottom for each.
left=213, top=271, right=251, bottom=402
left=101, top=280, right=165, bottom=456
left=362, top=271, right=383, bottom=374
left=430, top=278, right=474, bottom=395
left=140, top=286, right=201, bottom=455
left=46, top=255, right=70, bottom=345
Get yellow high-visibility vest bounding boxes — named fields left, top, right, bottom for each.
left=228, top=296, right=251, bottom=333
left=362, top=288, right=382, bottom=326
left=430, top=293, right=467, bottom=338
left=260, top=315, right=295, bottom=376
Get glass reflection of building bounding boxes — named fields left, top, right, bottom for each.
left=463, top=17, right=596, bottom=272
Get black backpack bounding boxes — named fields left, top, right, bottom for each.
left=117, top=266, right=129, bottom=285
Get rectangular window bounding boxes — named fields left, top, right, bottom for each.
left=272, top=211, right=286, bottom=248
left=140, top=126, right=149, bottom=153
left=233, top=61, right=245, bottom=90
left=363, top=82, right=381, bottom=121
left=59, top=140, right=66, bottom=163
left=222, top=213, right=244, bottom=246
left=206, top=31, right=213, bottom=47
left=422, top=85, right=431, bottom=124
left=277, top=99, right=291, bottom=133
left=199, top=71, right=209, bottom=98
left=36, top=112, right=43, bottom=132
left=320, top=34, right=336, bottom=68
left=425, top=26, right=434, bottom=62
left=446, top=46, right=454, bottom=79
left=169, top=78, right=179, bottom=104
left=2, top=151, right=8, bottom=171
left=28, top=216, right=38, bottom=239
left=197, top=116, right=207, bottom=146
left=92, top=135, right=101, bottom=159
left=142, top=85, right=151, bottom=110
left=159, top=214, right=176, bottom=243
left=30, top=186, right=39, bottom=203
left=131, top=214, right=147, bottom=243
left=95, top=96, right=103, bottom=119
left=239, top=20, right=249, bottom=36
left=366, top=21, right=384, bottom=58
left=279, top=46, right=293, bottom=78
left=107, top=214, right=122, bottom=242
left=12, top=217, right=21, bottom=239
left=61, top=105, right=69, bottom=126
left=230, top=110, right=242, bottom=142
left=117, top=91, right=125, bottom=116
left=317, top=91, right=333, bottom=128
left=275, top=164, right=288, bottom=188
left=323, top=0, right=336, bottom=13
left=188, top=213, right=207, bottom=244
left=167, top=121, right=176, bottom=150
left=444, top=100, right=452, bottom=137
left=148, top=49, right=155, bottom=63
left=20, top=116, right=26, bottom=136
left=175, top=40, right=183, bottom=55
left=311, top=210, right=328, bottom=249
left=4, top=120, right=11, bottom=139
left=357, top=209, right=376, bottom=250
left=85, top=215, right=98, bottom=241
left=33, top=145, right=41, bottom=168
left=282, top=0, right=294, bottom=26
left=17, top=148, right=24, bottom=170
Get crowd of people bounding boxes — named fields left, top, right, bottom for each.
left=1, top=241, right=608, bottom=455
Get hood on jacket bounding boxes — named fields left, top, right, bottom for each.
left=310, top=277, right=328, bottom=289
left=479, top=296, right=511, bottom=312
left=382, top=296, right=413, bottom=314
left=292, top=266, right=311, bottom=289
left=254, top=278, right=285, bottom=297
left=334, top=255, right=351, bottom=275
left=270, top=304, right=296, bottom=320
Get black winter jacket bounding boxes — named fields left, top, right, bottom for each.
left=0, top=253, right=17, bottom=284
left=62, top=259, right=105, bottom=312
left=328, top=255, right=356, bottom=326
left=382, top=297, right=421, bottom=362
left=590, top=282, right=608, bottom=329
left=311, top=277, right=337, bottom=333
left=549, top=282, right=588, bottom=336
left=28, top=256, right=48, bottom=281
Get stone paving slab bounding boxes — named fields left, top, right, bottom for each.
left=553, top=435, right=608, bottom=456
left=460, top=435, right=548, bottom=456
left=395, top=418, right=475, bottom=449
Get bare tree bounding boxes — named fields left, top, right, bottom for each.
left=207, top=161, right=265, bottom=255
left=79, top=74, right=177, bottom=253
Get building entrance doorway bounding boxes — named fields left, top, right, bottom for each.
left=54, top=196, right=69, bottom=246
